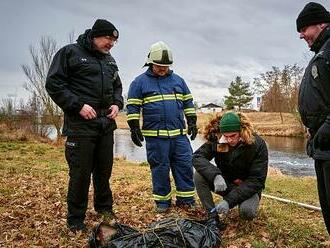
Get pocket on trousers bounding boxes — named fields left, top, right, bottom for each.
left=146, top=139, right=160, bottom=167
left=65, top=140, right=79, bottom=169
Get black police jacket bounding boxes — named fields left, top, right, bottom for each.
left=298, top=27, right=330, bottom=160
left=193, top=134, right=268, bottom=208
left=46, top=29, right=123, bottom=136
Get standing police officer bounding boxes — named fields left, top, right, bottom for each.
left=126, top=41, right=197, bottom=212
left=46, top=19, right=123, bottom=231
left=296, top=2, right=330, bottom=235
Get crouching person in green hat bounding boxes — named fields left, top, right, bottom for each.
left=193, top=111, right=268, bottom=225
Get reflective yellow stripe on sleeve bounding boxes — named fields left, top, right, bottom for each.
left=182, top=94, right=193, bottom=101
left=184, top=108, right=196, bottom=116
left=127, top=113, right=140, bottom=121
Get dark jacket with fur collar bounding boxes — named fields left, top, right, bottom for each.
left=193, top=134, right=268, bottom=208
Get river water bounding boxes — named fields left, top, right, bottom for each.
left=113, top=129, right=315, bottom=177
left=48, top=127, right=314, bottom=177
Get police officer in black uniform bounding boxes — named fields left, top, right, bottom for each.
left=46, top=19, right=123, bottom=231
left=297, top=2, right=330, bottom=235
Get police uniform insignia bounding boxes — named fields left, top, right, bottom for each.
left=311, top=65, right=318, bottom=79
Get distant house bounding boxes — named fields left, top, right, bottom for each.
left=250, top=95, right=262, bottom=111
left=199, top=103, right=223, bottom=113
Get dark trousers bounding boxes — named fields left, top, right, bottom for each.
left=315, top=160, right=330, bottom=235
left=65, top=132, right=114, bottom=224
left=194, top=172, right=260, bottom=220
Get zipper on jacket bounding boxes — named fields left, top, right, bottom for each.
left=98, top=60, right=104, bottom=107
left=157, top=79, right=168, bottom=133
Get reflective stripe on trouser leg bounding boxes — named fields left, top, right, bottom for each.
left=170, top=135, right=195, bottom=205
left=146, top=137, right=172, bottom=207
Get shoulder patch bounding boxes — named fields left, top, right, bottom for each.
left=312, top=65, right=318, bottom=79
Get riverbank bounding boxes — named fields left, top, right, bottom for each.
left=116, top=112, right=304, bottom=137
left=0, top=140, right=327, bottom=247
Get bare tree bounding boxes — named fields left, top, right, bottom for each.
left=21, top=36, right=62, bottom=140
left=253, top=64, right=304, bottom=124
left=0, top=97, right=15, bottom=115
left=68, top=30, right=75, bottom=43
left=0, top=96, right=31, bottom=132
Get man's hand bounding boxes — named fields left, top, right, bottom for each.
left=214, top=175, right=227, bottom=193
left=213, top=200, right=229, bottom=215
left=127, top=119, right=144, bottom=147
left=186, top=116, right=198, bottom=140
left=188, top=125, right=198, bottom=140
left=131, top=128, right=144, bottom=147
left=315, top=122, right=330, bottom=150
left=107, top=105, right=119, bottom=119
left=79, top=104, right=97, bottom=120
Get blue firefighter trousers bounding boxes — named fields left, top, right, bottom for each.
left=145, top=135, right=195, bottom=208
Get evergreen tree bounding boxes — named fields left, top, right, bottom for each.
left=224, top=76, right=253, bottom=110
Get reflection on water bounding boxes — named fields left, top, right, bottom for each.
left=261, top=136, right=307, bottom=154
left=114, top=129, right=314, bottom=177
left=261, top=136, right=314, bottom=177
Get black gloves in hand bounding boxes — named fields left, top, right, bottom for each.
left=188, top=125, right=198, bottom=140
left=187, top=116, right=198, bottom=140
left=131, top=128, right=144, bottom=147
left=315, top=121, right=330, bottom=150
left=127, top=119, right=144, bottom=147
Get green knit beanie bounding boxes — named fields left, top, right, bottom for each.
left=219, top=112, right=241, bottom=133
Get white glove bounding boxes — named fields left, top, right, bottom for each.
left=214, top=200, right=229, bottom=215
left=214, top=175, right=227, bottom=193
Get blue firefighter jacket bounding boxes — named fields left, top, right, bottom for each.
left=127, top=68, right=196, bottom=137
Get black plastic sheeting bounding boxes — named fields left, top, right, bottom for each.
left=89, top=218, right=221, bottom=248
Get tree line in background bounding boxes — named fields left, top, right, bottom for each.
left=0, top=35, right=74, bottom=140
left=0, top=34, right=305, bottom=141
left=223, top=64, right=304, bottom=124
left=0, top=36, right=62, bottom=139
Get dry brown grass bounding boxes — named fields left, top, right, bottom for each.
left=196, top=112, right=304, bottom=137
left=0, top=123, right=51, bottom=143
left=0, top=111, right=303, bottom=142
left=0, top=140, right=328, bottom=247
left=245, top=112, right=304, bottom=136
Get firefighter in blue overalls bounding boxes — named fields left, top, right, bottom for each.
left=127, top=41, right=198, bottom=212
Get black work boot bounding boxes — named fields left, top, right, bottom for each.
left=67, top=220, right=87, bottom=232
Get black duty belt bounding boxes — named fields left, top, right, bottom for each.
left=96, top=109, right=109, bottom=117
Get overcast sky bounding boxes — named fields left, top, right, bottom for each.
left=0, top=0, right=327, bottom=105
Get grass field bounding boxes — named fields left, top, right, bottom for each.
left=0, top=140, right=328, bottom=247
